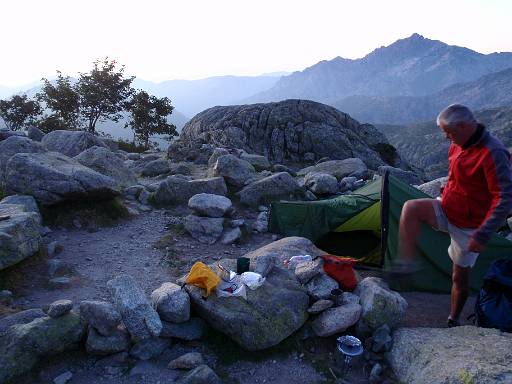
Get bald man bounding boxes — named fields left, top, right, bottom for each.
left=397, top=104, right=512, bottom=327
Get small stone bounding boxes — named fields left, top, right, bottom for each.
left=47, top=241, right=61, bottom=257
left=220, top=227, right=242, bottom=245
left=47, top=259, right=74, bottom=278
left=188, top=193, right=233, bottom=218
left=258, top=205, right=268, bottom=212
left=372, top=324, right=393, bottom=353
left=129, top=337, right=171, bottom=360
left=342, top=292, right=360, bottom=305
left=177, top=365, right=222, bottom=384
left=304, top=190, right=318, bottom=201
left=253, top=211, right=268, bottom=233
left=49, top=277, right=72, bottom=289
left=306, top=274, right=339, bottom=300
left=138, top=188, right=151, bottom=205
left=230, top=219, right=245, bottom=228
left=312, top=303, right=362, bottom=337
left=369, top=362, right=383, bottom=383
left=150, top=282, right=190, bottom=323
left=168, top=352, right=205, bottom=370
left=53, top=371, right=73, bottom=384
left=307, top=299, right=334, bottom=314
left=86, top=326, right=131, bottom=356
left=295, top=258, right=323, bottom=284
left=47, top=299, right=73, bottom=318
left=160, top=317, right=207, bottom=341
left=80, top=300, right=122, bottom=336
left=0, top=290, right=13, bottom=305
left=40, top=226, right=52, bottom=236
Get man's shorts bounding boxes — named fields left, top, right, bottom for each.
left=432, top=199, right=479, bottom=268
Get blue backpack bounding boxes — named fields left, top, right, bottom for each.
left=473, top=259, right=512, bottom=332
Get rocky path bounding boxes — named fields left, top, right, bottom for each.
left=3, top=208, right=337, bottom=384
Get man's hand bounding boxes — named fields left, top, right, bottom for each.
left=468, top=238, right=485, bottom=253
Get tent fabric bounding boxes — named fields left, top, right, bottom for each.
left=268, top=177, right=381, bottom=243
left=269, top=173, right=512, bottom=293
left=334, top=201, right=381, bottom=233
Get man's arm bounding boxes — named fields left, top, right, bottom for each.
left=472, top=148, right=512, bottom=246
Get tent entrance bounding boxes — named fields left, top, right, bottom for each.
left=315, top=230, right=382, bottom=265
left=314, top=201, right=383, bottom=266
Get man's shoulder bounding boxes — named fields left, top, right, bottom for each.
left=482, top=132, right=509, bottom=154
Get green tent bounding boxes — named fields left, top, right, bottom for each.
left=269, top=172, right=512, bottom=293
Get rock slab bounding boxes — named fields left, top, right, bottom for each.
left=79, top=300, right=122, bottom=336
left=237, top=172, right=302, bottom=207
left=188, top=193, right=232, bottom=218
left=75, top=146, right=137, bottom=188
left=0, top=203, right=42, bottom=270
left=184, top=215, right=224, bottom=245
left=41, top=130, right=109, bottom=157
left=184, top=237, right=322, bottom=351
left=5, top=152, right=119, bottom=205
left=107, top=274, right=162, bottom=341
left=312, top=303, right=362, bottom=337
left=388, top=326, right=512, bottom=384
left=354, top=277, right=407, bottom=336
left=153, top=176, right=227, bottom=206
left=0, top=312, right=85, bottom=383
left=151, top=282, right=190, bottom=323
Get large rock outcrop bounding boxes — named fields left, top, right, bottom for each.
left=169, top=100, right=400, bottom=169
left=388, top=326, right=512, bottom=384
left=4, top=152, right=120, bottom=205
left=41, top=130, right=109, bottom=157
left=185, top=237, right=322, bottom=350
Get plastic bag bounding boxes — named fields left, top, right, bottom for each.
left=241, top=272, right=265, bottom=290
left=284, top=255, right=312, bottom=269
left=216, top=275, right=247, bottom=299
left=185, top=262, right=221, bottom=297
left=322, top=255, right=358, bottom=291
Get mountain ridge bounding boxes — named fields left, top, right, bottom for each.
left=246, top=33, right=512, bottom=104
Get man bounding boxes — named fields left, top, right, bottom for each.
left=397, top=104, right=512, bottom=327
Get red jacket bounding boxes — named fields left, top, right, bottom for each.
left=441, top=128, right=512, bottom=244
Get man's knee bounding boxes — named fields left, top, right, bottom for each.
left=401, top=200, right=418, bottom=221
left=401, top=199, right=437, bottom=227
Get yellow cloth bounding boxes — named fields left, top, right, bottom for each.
left=185, top=262, right=221, bottom=297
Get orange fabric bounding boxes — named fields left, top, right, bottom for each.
left=185, top=262, right=221, bottom=297
left=321, top=255, right=358, bottom=291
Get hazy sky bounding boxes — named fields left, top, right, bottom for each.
left=1, top=0, right=511, bottom=87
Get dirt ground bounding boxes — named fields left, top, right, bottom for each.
left=0, top=202, right=476, bottom=384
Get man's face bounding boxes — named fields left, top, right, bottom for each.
left=439, top=122, right=466, bottom=146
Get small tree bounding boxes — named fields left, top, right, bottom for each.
left=76, top=58, right=134, bottom=134
left=125, top=90, right=178, bottom=148
left=37, top=72, right=80, bottom=131
left=0, top=94, right=42, bottom=131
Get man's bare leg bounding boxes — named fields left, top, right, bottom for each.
left=450, top=264, right=470, bottom=322
left=398, top=199, right=439, bottom=263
